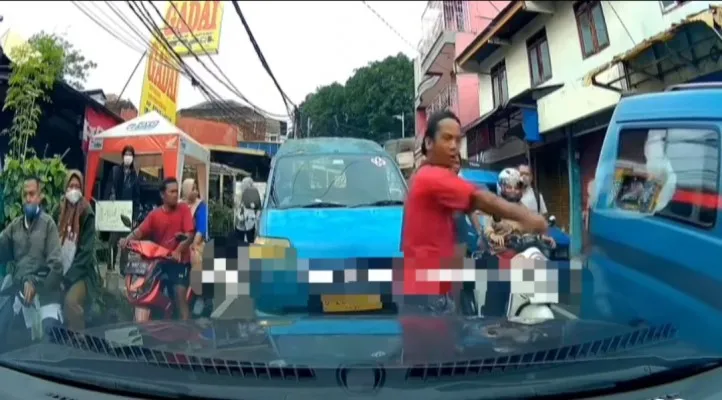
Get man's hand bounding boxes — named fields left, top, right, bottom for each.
left=171, top=248, right=182, bottom=262
left=488, top=233, right=505, bottom=249
left=542, top=235, right=557, bottom=249
left=23, top=280, right=36, bottom=306
left=520, top=213, right=548, bottom=234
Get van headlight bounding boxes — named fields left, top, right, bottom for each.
left=254, top=237, right=291, bottom=247
left=251, top=237, right=292, bottom=260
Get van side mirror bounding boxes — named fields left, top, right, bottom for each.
left=548, top=215, right=557, bottom=227
left=120, top=215, right=132, bottom=228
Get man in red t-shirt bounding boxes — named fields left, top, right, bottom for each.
left=120, top=177, right=195, bottom=320
left=401, top=110, right=548, bottom=312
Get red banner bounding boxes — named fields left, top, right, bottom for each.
left=82, top=107, right=119, bottom=154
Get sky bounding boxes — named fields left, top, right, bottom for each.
left=1, top=1, right=427, bottom=121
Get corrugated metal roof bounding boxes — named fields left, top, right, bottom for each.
left=176, top=117, right=239, bottom=147
left=584, top=5, right=722, bottom=86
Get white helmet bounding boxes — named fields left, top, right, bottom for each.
left=497, top=167, right=523, bottom=202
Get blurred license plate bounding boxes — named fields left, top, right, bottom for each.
left=321, top=295, right=382, bottom=313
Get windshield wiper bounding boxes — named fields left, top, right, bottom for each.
left=284, top=201, right=348, bottom=209
left=352, top=200, right=405, bottom=208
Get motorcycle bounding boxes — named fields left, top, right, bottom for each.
left=472, top=216, right=559, bottom=323
left=118, top=215, right=209, bottom=323
left=0, top=270, right=63, bottom=349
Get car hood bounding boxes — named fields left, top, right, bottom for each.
left=2, top=317, right=695, bottom=369
left=259, top=207, right=403, bottom=258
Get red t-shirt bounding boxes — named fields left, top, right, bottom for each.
left=137, top=203, right=195, bottom=263
left=402, top=165, right=477, bottom=295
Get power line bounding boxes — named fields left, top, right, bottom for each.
left=360, top=1, right=417, bottom=53
left=231, top=1, right=295, bottom=115
left=161, top=0, right=289, bottom=120
left=126, top=0, right=245, bottom=123
left=133, top=0, right=260, bottom=127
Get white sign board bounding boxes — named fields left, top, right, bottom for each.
left=95, top=201, right=133, bottom=232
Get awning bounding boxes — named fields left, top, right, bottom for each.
left=457, top=2, right=543, bottom=71
left=584, top=5, right=722, bottom=90
left=463, top=83, right=563, bottom=137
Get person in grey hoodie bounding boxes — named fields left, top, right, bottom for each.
left=0, top=176, right=64, bottom=343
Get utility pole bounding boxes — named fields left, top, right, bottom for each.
left=306, top=117, right=312, bottom=138
left=394, top=112, right=405, bottom=138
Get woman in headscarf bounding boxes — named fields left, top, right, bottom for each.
left=235, top=176, right=261, bottom=245
left=58, top=170, right=100, bottom=331
left=181, top=178, right=208, bottom=288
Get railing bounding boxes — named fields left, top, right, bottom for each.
left=426, top=83, right=459, bottom=116
left=418, top=0, right=472, bottom=60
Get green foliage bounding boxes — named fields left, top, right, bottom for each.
left=208, top=199, right=234, bottom=237
left=1, top=156, right=68, bottom=225
left=2, top=36, right=65, bottom=160
left=1, top=32, right=70, bottom=225
left=28, top=31, right=98, bottom=91
left=298, top=53, right=414, bottom=143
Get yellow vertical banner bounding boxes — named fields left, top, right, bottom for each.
left=162, top=0, right=225, bottom=56
left=138, top=1, right=225, bottom=123
left=139, top=42, right=180, bottom=123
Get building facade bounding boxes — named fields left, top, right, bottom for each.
left=457, top=0, right=722, bottom=254
left=414, top=0, right=508, bottom=162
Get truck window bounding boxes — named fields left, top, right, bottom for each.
left=615, top=127, right=719, bottom=228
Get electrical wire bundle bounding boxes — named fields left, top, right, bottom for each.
left=72, top=0, right=290, bottom=133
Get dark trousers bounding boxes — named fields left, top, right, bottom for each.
left=235, top=228, right=256, bottom=247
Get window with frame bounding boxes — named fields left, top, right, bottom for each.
left=615, top=127, right=720, bottom=228
left=660, top=1, right=689, bottom=11
left=527, top=29, right=552, bottom=86
left=490, top=61, right=508, bottom=107
left=574, top=1, right=610, bottom=58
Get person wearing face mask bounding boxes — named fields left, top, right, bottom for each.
left=0, top=177, right=64, bottom=345
left=58, top=170, right=100, bottom=331
left=105, top=145, right=140, bottom=270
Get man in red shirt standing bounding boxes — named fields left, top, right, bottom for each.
left=401, top=110, right=548, bottom=314
left=120, top=177, right=195, bottom=320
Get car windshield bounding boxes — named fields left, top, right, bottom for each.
left=268, top=154, right=407, bottom=208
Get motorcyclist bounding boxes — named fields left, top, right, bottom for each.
left=119, top=177, right=195, bottom=320
left=483, top=168, right=556, bottom=255
left=481, top=168, right=555, bottom=317
left=0, top=176, right=64, bottom=345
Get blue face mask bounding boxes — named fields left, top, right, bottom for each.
left=23, top=203, right=40, bottom=220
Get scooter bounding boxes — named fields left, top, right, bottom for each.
left=118, top=215, right=207, bottom=323
left=503, top=233, right=557, bottom=321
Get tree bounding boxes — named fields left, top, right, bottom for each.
left=28, top=31, right=97, bottom=90
left=298, top=53, right=414, bottom=142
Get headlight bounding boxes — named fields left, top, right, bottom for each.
left=251, top=237, right=292, bottom=260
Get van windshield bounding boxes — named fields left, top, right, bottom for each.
left=267, top=154, right=407, bottom=209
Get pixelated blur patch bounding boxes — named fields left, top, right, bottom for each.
left=249, top=243, right=290, bottom=259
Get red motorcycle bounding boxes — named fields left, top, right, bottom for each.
left=119, top=215, right=202, bottom=323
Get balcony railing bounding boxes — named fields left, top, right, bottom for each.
left=418, top=0, right=472, bottom=60
left=426, top=83, right=458, bottom=116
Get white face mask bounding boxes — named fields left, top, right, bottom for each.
left=123, top=155, right=133, bottom=166
left=65, top=189, right=82, bottom=204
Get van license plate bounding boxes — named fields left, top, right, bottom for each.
left=321, top=295, right=382, bottom=313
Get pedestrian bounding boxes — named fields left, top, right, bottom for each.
left=401, top=110, right=547, bottom=312
left=105, top=145, right=140, bottom=270
left=58, top=170, right=101, bottom=331
left=235, top=177, right=260, bottom=246
left=399, top=110, right=546, bottom=363
left=181, top=177, right=208, bottom=295
left=518, top=163, right=548, bottom=216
